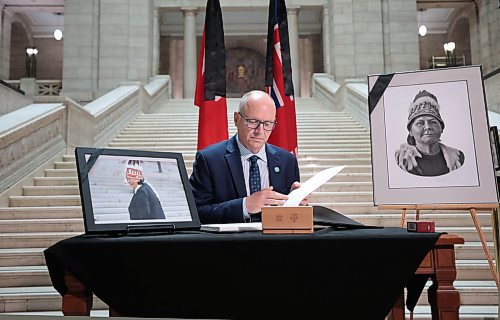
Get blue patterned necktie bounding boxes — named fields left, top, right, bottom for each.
left=249, top=155, right=261, bottom=222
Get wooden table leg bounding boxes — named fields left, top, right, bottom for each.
left=388, top=293, right=405, bottom=320
left=62, top=269, right=93, bottom=316
left=427, top=245, right=460, bottom=320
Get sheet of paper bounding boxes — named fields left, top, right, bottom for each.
left=283, top=166, right=346, bottom=207
left=200, top=222, right=262, bottom=232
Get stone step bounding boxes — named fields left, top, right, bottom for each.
left=0, top=232, right=80, bottom=249
left=456, top=261, right=497, bottom=281
left=411, top=305, right=498, bottom=319
left=107, top=140, right=372, bottom=148
left=0, top=266, right=50, bottom=287
left=446, top=227, right=495, bottom=242
left=33, top=177, right=78, bottom=186
left=9, top=196, right=81, bottom=207
left=417, top=281, right=498, bottom=306
left=315, top=181, right=373, bottom=192
left=298, top=158, right=372, bottom=166
left=456, top=242, right=496, bottom=260
left=309, top=191, right=373, bottom=203
left=0, top=286, right=106, bottom=313
left=22, top=186, right=79, bottom=196
left=303, top=172, right=372, bottom=182
left=124, top=123, right=367, bottom=130
left=0, top=248, right=45, bottom=267
left=53, top=162, right=76, bottom=170
left=0, top=219, right=84, bottom=233
left=114, top=132, right=369, bottom=139
left=348, top=213, right=493, bottom=228
left=0, top=207, right=82, bottom=220
left=44, top=169, right=76, bottom=178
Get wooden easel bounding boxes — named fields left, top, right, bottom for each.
left=379, top=203, right=499, bottom=288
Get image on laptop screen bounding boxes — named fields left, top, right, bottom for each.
left=75, top=147, right=200, bottom=234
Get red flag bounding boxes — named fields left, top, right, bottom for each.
left=194, top=0, right=228, bottom=151
left=265, top=0, right=298, bottom=155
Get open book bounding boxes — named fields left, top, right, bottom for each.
left=200, top=222, right=262, bottom=233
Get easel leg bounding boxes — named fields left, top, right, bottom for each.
left=469, top=208, right=499, bottom=287
left=492, top=208, right=500, bottom=287
left=401, top=208, right=407, bottom=228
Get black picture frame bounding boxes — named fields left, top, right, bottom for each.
left=75, top=147, right=200, bottom=234
left=489, top=126, right=500, bottom=171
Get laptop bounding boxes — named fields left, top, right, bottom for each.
left=75, top=147, right=200, bottom=234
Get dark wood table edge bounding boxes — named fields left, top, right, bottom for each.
left=388, top=234, right=465, bottom=320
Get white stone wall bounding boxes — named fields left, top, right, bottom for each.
left=62, top=0, right=154, bottom=100
left=61, top=0, right=99, bottom=101
left=380, top=0, right=419, bottom=73
left=328, top=0, right=418, bottom=82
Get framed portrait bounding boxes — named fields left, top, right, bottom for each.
left=368, top=65, right=499, bottom=205
left=75, top=147, right=200, bottom=234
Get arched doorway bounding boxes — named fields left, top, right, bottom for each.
left=226, top=47, right=266, bottom=98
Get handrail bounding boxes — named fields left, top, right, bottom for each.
left=483, top=67, right=500, bottom=80
left=0, top=75, right=171, bottom=195
left=0, top=79, right=24, bottom=95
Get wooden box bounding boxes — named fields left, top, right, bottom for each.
left=261, top=206, right=313, bottom=234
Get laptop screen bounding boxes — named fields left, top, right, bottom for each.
left=75, top=147, right=200, bottom=234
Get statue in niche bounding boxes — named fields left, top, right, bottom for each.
left=236, top=65, right=250, bottom=93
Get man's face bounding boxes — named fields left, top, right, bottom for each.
left=234, top=93, right=276, bottom=154
left=410, top=115, right=442, bottom=146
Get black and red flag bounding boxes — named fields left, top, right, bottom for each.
left=265, top=0, right=298, bottom=155
left=194, top=0, right=228, bottom=151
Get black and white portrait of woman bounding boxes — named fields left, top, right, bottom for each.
left=383, top=80, right=479, bottom=190
left=394, top=90, right=465, bottom=177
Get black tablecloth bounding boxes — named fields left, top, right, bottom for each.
left=44, top=227, right=440, bottom=319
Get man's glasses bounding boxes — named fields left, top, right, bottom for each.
left=238, top=112, right=277, bottom=131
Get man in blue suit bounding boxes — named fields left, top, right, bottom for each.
left=190, top=90, right=305, bottom=224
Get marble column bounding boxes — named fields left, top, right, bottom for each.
left=182, top=7, right=197, bottom=98
left=287, top=6, right=300, bottom=97
left=152, top=8, right=159, bottom=76
left=322, top=6, right=331, bottom=75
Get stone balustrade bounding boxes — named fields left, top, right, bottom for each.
left=311, top=73, right=341, bottom=112
left=311, top=73, right=369, bottom=129
left=4, top=79, right=62, bottom=97
left=0, top=76, right=171, bottom=194
left=0, top=104, right=66, bottom=193
left=344, top=80, right=369, bottom=129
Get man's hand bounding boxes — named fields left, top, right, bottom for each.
left=291, top=181, right=309, bottom=206
left=395, top=143, right=422, bottom=171
left=246, top=186, right=288, bottom=213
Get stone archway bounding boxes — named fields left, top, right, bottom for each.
left=226, top=47, right=266, bottom=98
left=9, top=21, right=29, bottom=80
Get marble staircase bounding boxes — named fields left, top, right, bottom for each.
left=0, top=98, right=497, bottom=318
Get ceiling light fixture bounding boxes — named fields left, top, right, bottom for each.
left=53, top=12, right=63, bottom=41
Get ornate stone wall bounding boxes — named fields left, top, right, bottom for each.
left=226, top=47, right=266, bottom=98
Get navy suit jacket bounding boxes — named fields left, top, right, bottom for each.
left=189, top=135, right=300, bottom=224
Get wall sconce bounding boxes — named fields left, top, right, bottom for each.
left=443, top=41, right=456, bottom=67
left=25, top=47, right=38, bottom=78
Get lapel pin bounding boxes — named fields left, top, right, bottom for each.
left=274, top=167, right=280, bottom=173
